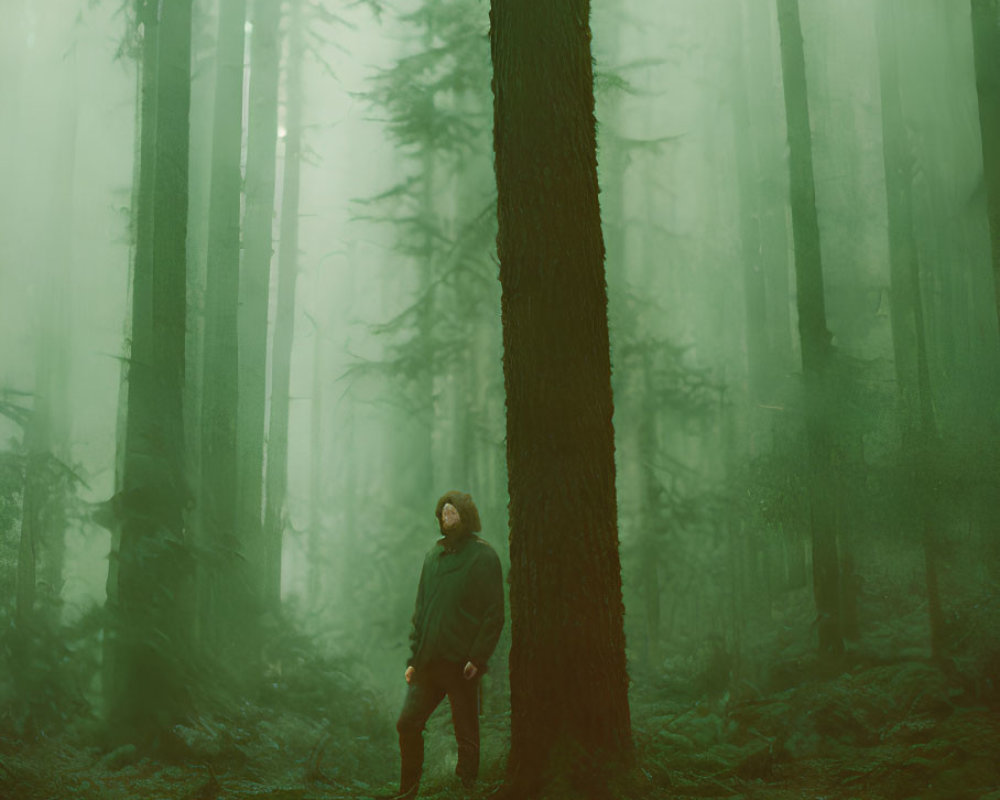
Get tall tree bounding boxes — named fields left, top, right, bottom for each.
left=111, top=0, right=194, bottom=744
left=306, top=319, right=324, bottom=612
left=200, top=0, right=248, bottom=654
left=875, top=0, right=946, bottom=661
left=971, top=0, right=1000, bottom=336
left=490, top=0, right=632, bottom=795
left=746, top=2, right=795, bottom=378
left=263, top=0, right=305, bottom=612
left=13, top=1, right=79, bottom=635
left=239, top=0, right=282, bottom=606
left=776, top=0, right=843, bottom=661
left=731, top=7, right=771, bottom=413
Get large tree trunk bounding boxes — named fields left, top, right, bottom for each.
left=971, top=0, right=1000, bottom=335
left=776, top=0, right=843, bottom=661
left=875, top=0, right=946, bottom=662
left=200, top=0, right=247, bottom=658
left=111, top=0, right=194, bottom=745
left=263, top=0, right=304, bottom=613
left=239, top=0, right=282, bottom=608
left=489, top=1, right=632, bottom=795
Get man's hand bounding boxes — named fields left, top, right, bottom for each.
left=463, top=661, right=478, bottom=680
left=405, top=666, right=416, bottom=684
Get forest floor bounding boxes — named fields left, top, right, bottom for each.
left=1, top=653, right=998, bottom=800
left=1, top=596, right=999, bottom=800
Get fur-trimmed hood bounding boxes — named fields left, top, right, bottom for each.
left=434, top=490, right=482, bottom=534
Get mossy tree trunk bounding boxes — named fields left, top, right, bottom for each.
left=111, top=0, right=194, bottom=745
left=776, top=0, right=843, bottom=662
left=489, top=0, right=632, bottom=795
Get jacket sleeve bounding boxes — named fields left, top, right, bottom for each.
left=407, top=560, right=427, bottom=668
left=468, top=549, right=505, bottom=670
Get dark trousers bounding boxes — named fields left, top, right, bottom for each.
left=396, top=659, right=480, bottom=794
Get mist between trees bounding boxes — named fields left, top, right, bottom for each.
left=0, top=0, right=999, bottom=799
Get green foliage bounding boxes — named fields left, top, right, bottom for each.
left=0, top=450, right=24, bottom=599
left=0, top=605, right=103, bottom=739
left=352, top=0, right=498, bottom=412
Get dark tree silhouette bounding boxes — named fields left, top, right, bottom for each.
left=776, top=0, right=843, bottom=661
left=876, top=0, right=946, bottom=662
left=200, top=0, right=247, bottom=660
left=110, top=0, right=194, bottom=744
left=489, top=0, right=632, bottom=795
left=971, top=0, right=1000, bottom=336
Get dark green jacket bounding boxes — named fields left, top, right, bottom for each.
left=407, top=532, right=504, bottom=671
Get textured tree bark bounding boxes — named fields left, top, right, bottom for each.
left=263, top=0, right=304, bottom=612
left=490, top=0, right=632, bottom=795
left=971, top=0, right=1000, bottom=337
left=112, top=0, right=194, bottom=744
left=200, top=0, right=247, bottom=657
left=240, top=0, right=282, bottom=607
left=776, top=0, right=843, bottom=661
left=875, top=0, right=946, bottom=662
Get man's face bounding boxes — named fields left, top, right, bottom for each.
left=440, top=502, right=461, bottom=532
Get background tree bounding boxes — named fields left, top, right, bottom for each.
left=109, top=0, right=195, bottom=746
left=264, top=0, right=305, bottom=614
left=970, top=0, right=1000, bottom=337
left=776, top=0, right=843, bottom=662
left=200, top=0, right=248, bottom=662
left=875, top=0, right=947, bottom=662
left=239, top=0, right=282, bottom=633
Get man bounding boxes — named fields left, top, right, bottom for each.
left=390, top=491, right=504, bottom=799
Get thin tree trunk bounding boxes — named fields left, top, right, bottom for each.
left=200, top=0, right=247, bottom=656
left=971, top=0, right=1000, bottom=338
left=416, top=146, right=436, bottom=501
left=490, top=0, right=632, bottom=794
left=36, top=49, right=78, bottom=627
left=638, top=360, right=661, bottom=669
left=776, top=0, right=843, bottom=661
left=742, top=1, right=794, bottom=377
left=307, top=322, right=323, bottom=613
left=732, top=7, right=770, bottom=411
left=111, top=0, right=194, bottom=744
left=240, top=0, right=282, bottom=606
left=875, top=0, right=947, bottom=662
left=263, top=0, right=305, bottom=612
left=16, top=445, right=41, bottom=630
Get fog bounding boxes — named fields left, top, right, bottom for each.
left=1, top=1, right=998, bottom=798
